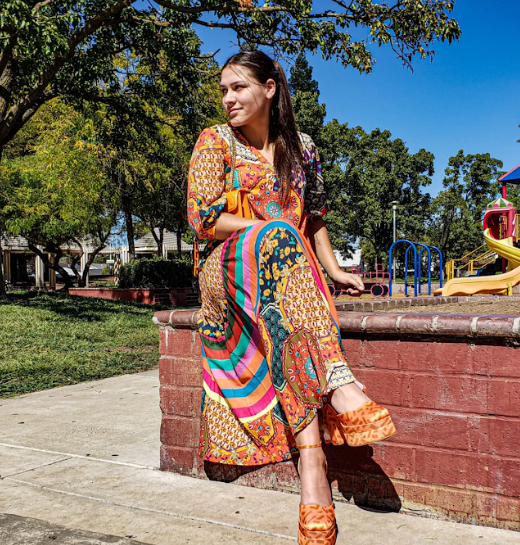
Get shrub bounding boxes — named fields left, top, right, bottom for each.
left=118, top=256, right=192, bottom=289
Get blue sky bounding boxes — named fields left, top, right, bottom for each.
left=193, top=1, right=520, bottom=196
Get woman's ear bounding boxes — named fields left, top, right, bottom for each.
left=265, top=78, right=277, bottom=100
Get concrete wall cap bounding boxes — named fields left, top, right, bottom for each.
left=153, top=308, right=520, bottom=338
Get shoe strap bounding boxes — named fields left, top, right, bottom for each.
left=296, top=442, right=322, bottom=450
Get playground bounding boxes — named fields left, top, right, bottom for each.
left=330, top=162, right=520, bottom=302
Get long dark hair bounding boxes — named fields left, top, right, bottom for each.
left=223, top=51, right=303, bottom=200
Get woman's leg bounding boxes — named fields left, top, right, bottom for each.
left=295, top=418, right=332, bottom=507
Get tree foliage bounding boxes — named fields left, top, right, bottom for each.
left=289, top=55, right=433, bottom=269
left=1, top=100, right=118, bottom=288
left=0, top=0, right=461, bottom=153
left=427, top=151, right=504, bottom=261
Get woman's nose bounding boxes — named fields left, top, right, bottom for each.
left=223, top=90, right=236, bottom=106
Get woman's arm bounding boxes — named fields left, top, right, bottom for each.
left=214, top=212, right=262, bottom=240
left=307, top=218, right=364, bottom=296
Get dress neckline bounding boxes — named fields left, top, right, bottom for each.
left=228, top=123, right=274, bottom=168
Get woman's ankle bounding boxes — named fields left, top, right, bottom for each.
left=299, top=449, right=332, bottom=506
left=330, top=382, right=370, bottom=414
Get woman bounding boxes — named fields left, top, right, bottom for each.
left=187, top=50, right=396, bottom=545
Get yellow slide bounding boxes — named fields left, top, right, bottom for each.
left=435, top=229, right=520, bottom=296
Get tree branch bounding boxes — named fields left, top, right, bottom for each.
left=0, top=0, right=135, bottom=145
left=32, top=0, right=56, bottom=12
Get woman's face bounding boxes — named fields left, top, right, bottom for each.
left=220, top=65, right=276, bottom=128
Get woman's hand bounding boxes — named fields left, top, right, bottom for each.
left=329, top=269, right=365, bottom=297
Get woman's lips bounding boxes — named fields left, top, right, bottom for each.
left=229, top=108, right=240, bottom=115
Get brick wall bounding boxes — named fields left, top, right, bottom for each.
left=70, top=287, right=195, bottom=306
left=154, top=309, right=520, bottom=531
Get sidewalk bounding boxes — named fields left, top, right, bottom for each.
left=1, top=371, right=519, bottom=545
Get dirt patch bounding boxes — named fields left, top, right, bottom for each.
left=378, top=299, right=520, bottom=315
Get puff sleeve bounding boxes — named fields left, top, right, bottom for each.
left=187, top=127, right=229, bottom=240
left=303, top=138, right=328, bottom=221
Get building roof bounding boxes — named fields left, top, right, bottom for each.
left=134, top=229, right=194, bottom=252
left=1, top=230, right=194, bottom=254
left=499, top=163, right=520, bottom=184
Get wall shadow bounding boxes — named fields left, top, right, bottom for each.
left=324, top=443, right=401, bottom=513
left=204, top=444, right=401, bottom=515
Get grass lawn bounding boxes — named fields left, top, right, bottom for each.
left=0, top=291, right=164, bottom=398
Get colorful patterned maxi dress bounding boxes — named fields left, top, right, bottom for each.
left=187, top=123, right=357, bottom=466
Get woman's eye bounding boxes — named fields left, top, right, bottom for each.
left=234, top=85, right=244, bottom=90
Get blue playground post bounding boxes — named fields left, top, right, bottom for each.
left=417, top=244, right=432, bottom=295
left=429, top=245, right=444, bottom=288
left=389, top=240, right=444, bottom=297
left=389, top=240, right=418, bottom=297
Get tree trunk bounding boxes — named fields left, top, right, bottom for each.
left=121, top=197, right=135, bottom=261
left=81, top=243, right=107, bottom=286
left=28, top=243, right=74, bottom=291
left=159, top=227, right=164, bottom=258
left=176, top=230, right=182, bottom=258
left=0, top=236, right=6, bottom=298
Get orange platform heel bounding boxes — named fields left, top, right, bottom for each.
left=323, top=400, right=397, bottom=447
left=297, top=442, right=337, bottom=545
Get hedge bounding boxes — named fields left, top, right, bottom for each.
left=118, top=257, right=192, bottom=289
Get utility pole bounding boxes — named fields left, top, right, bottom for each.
left=391, top=201, right=399, bottom=287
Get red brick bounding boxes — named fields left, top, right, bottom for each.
left=496, top=496, right=520, bottom=530
left=364, top=314, right=400, bottom=334
left=475, top=492, right=498, bottom=527
left=236, top=464, right=276, bottom=490
left=415, top=449, right=476, bottom=490
left=354, top=340, right=401, bottom=370
left=497, top=458, right=520, bottom=497
left=161, top=328, right=199, bottom=357
left=353, top=368, right=412, bottom=407
left=410, top=375, right=487, bottom=412
left=434, top=315, right=473, bottom=336
left=399, top=314, right=435, bottom=335
left=472, top=344, right=520, bottom=378
left=414, top=449, right=520, bottom=495
left=324, top=443, right=379, bottom=475
left=160, top=445, right=197, bottom=474
left=372, top=443, right=416, bottom=481
left=330, top=472, right=367, bottom=503
left=487, top=379, right=520, bottom=417
left=337, top=313, right=365, bottom=333
left=401, top=341, right=472, bottom=374
left=401, top=482, right=473, bottom=520
left=388, top=407, right=470, bottom=450
left=204, top=462, right=239, bottom=482
left=272, top=460, right=299, bottom=491
left=160, top=415, right=200, bottom=448
left=341, top=339, right=362, bottom=368
left=159, top=356, right=203, bottom=388
left=475, top=316, right=516, bottom=338
left=160, top=385, right=202, bottom=418
left=469, top=415, right=520, bottom=457
left=366, top=477, right=402, bottom=510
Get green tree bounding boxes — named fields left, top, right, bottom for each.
left=0, top=0, right=461, bottom=290
left=0, top=0, right=461, bottom=157
left=329, top=128, right=434, bottom=268
left=85, top=54, right=225, bottom=258
left=289, top=53, right=326, bottom=148
left=1, top=100, right=118, bottom=289
left=428, top=151, right=504, bottom=261
left=288, top=54, right=433, bottom=268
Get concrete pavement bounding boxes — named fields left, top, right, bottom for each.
left=1, top=370, right=519, bottom=545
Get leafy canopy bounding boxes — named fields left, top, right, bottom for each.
left=0, top=0, right=461, bottom=149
